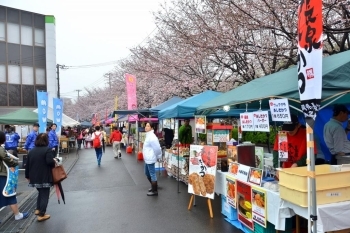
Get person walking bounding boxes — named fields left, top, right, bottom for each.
left=91, top=126, right=103, bottom=166
left=48, top=123, right=59, bottom=156
left=0, top=131, right=29, bottom=221
left=5, top=126, right=20, bottom=158
left=25, top=133, right=57, bottom=222
left=76, top=128, right=83, bottom=150
left=143, top=123, right=162, bottom=196
left=110, top=126, right=122, bottom=159
left=24, top=123, right=39, bottom=152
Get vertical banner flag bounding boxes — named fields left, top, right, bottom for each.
left=53, top=98, right=63, bottom=134
left=297, top=1, right=322, bottom=232
left=36, top=91, right=48, bottom=133
left=297, top=0, right=323, bottom=120
left=125, top=73, right=138, bottom=122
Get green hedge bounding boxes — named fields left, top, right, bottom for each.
left=231, top=126, right=281, bottom=145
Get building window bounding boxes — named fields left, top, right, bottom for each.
left=34, top=46, right=46, bottom=67
left=0, top=84, right=7, bottom=106
left=22, top=66, right=34, bottom=85
left=22, top=85, right=35, bottom=106
left=0, top=7, right=5, bottom=21
left=0, top=64, right=5, bottom=82
left=0, top=42, right=5, bottom=63
left=8, top=65, right=20, bottom=84
left=34, top=14, right=45, bottom=28
left=7, top=8, right=19, bottom=24
left=21, top=45, right=33, bottom=66
left=7, top=23, right=20, bottom=44
left=8, top=43, right=20, bottom=66
left=21, top=25, right=33, bottom=46
left=8, top=84, right=21, bottom=106
left=21, top=11, right=33, bottom=26
left=0, top=22, right=5, bottom=41
left=35, top=68, right=45, bottom=85
left=34, top=28, right=44, bottom=46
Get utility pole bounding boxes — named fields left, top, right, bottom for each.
left=75, top=89, right=82, bottom=100
left=104, top=73, right=112, bottom=90
left=56, top=64, right=67, bottom=98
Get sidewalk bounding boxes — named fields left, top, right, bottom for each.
left=0, top=150, right=79, bottom=233
left=12, top=146, right=241, bottom=233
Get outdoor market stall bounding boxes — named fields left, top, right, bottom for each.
left=192, top=50, right=350, bottom=232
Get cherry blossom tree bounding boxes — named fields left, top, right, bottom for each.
left=63, top=0, right=350, bottom=120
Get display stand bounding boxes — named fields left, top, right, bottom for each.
left=188, top=195, right=213, bottom=218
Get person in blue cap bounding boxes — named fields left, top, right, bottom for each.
left=5, top=126, right=20, bottom=158
left=48, top=123, right=59, bottom=156
left=24, top=123, right=39, bottom=152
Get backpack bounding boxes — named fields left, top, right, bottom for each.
left=93, top=133, right=101, bottom=148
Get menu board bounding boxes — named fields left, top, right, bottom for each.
left=240, top=113, right=254, bottom=132
left=253, top=111, right=270, bottom=132
left=237, top=180, right=254, bottom=231
left=226, top=175, right=237, bottom=209
left=213, top=130, right=230, bottom=142
left=252, top=187, right=267, bottom=228
left=269, top=98, right=291, bottom=122
left=195, top=115, right=206, bottom=134
left=188, top=145, right=218, bottom=200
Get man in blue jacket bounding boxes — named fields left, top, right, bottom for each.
left=48, top=123, right=59, bottom=155
left=24, top=123, right=39, bottom=152
left=5, top=126, right=20, bottom=157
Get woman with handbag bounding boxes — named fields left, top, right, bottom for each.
left=0, top=131, right=29, bottom=221
left=25, top=133, right=58, bottom=222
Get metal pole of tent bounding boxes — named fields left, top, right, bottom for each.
left=306, top=118, right=317, bottom=233
left=177, top=118, right=180, bottom=193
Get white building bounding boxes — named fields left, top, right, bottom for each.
left=0, top=5, right=56, bottom=113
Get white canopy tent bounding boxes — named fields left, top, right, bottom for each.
left=33, top=107, right=80, bottom=127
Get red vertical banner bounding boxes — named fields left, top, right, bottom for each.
left=297, top=0, right=323, bottom=119
left=125, top=73, right=138, bottom=122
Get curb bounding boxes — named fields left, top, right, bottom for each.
left=0, top=152, right=79, bottom=232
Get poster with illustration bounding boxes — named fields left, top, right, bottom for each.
left=195, top=115, right=206, bottom=134
left=248, top=168, right=263, bottom=186
left=255, top=146, right=264, bottom=169
left=163, top=119, right=171, bottom=129
left=226, top=175, right=236, bottom=208
left=252, top=187, right=267, bottom=228
left=236, top=180, right=254, bottom=231
left=227, top=144, right=237, bottom=163
left=188, top=145, right=218, bottom=200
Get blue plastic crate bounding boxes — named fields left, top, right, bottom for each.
left=221, top=195, right=238, bottom=221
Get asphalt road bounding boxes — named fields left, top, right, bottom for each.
left=23, top=146, right=242, bottom=233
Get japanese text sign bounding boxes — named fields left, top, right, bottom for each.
left=240, top=113, right=254, bottom=132
left=269, top=99, right=291, bottom=122
left=253, top=111, right=270, bottom=132
left=278, top=131, right=288, bottom=162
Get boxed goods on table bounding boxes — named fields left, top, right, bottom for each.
left=279, top=165, right=350, bottom=207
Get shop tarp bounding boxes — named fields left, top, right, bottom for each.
left=158, top=91, right=222, bottom=119
left=196, top=50, right=350, bottom=114
left=150, top=97, right=183, bottom=112
left=0, top=108, right=52, bottom=125
left=80, top=121, right=92, bottom=127
left=33, top=107, right=80, bottom=127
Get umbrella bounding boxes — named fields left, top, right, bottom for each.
left=55, top=183, right=65, bottom=204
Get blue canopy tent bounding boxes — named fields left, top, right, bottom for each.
left=158, top=91, right=256, bottom=119
left=150, top=97, right=183, bottom=112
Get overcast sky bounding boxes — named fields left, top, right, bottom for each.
left=0, top=0, right=163, bottom=99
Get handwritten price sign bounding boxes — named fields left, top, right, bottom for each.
left=240, top=113, right=254, bottom=132
left=253, top=111, right=270, bottom=132
left=269, top=99, right=291, bottom=122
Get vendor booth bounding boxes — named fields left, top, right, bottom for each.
left=190, top=50, right=350, bottom=233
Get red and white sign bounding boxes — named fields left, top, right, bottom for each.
left=269, top=99, right=291, bottom=122
left=125, top=73, right=138, bottom=122
left=240, top=113, right=254, bottom=132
